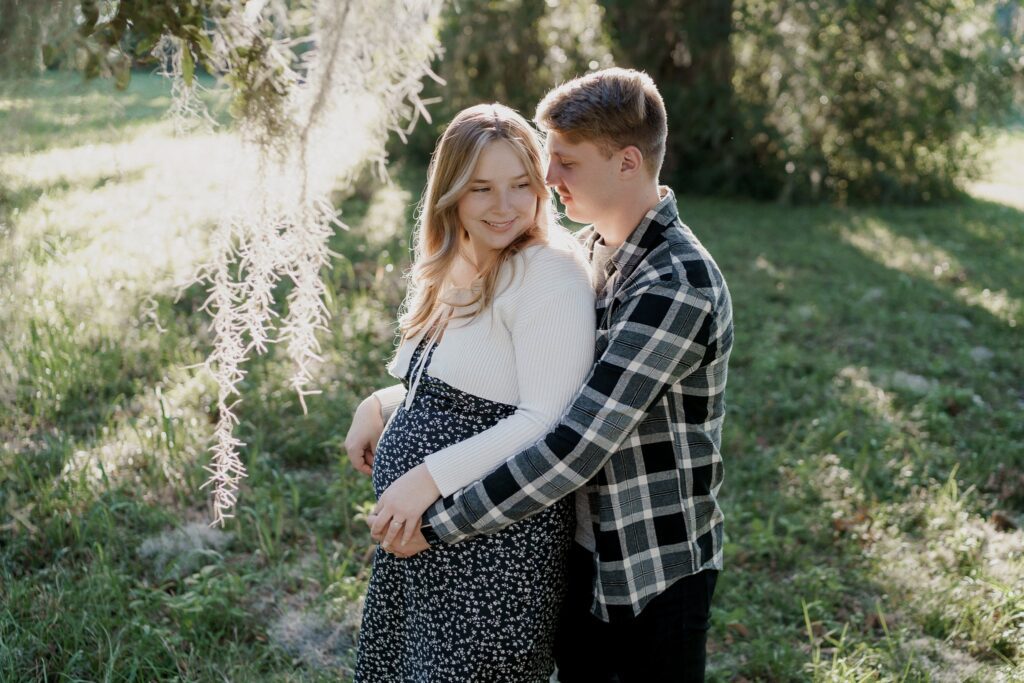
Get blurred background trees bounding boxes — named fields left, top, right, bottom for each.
left=2, top=0, right=1021, bottom=204
left=413, top=0, right=1023, bottom=204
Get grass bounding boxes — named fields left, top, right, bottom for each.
left=1, top=72, right=1023, bottom=681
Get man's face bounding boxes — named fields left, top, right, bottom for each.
left=544, top=131, right=621, bottom=225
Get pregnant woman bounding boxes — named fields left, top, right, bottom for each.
left=352, top=103, right=594, bottom=682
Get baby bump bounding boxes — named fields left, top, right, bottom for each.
left=371, top=394, right=511, bottom=495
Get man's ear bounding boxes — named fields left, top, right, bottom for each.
left=619, top=145, right=644, bottom=177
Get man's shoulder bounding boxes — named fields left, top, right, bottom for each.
left=636, top=220, right=727, bottom=296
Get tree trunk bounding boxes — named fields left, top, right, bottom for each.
left=599, top=0, right=740, bottom=194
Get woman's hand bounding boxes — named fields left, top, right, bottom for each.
left=345, top=395, right=385, bottom=475
left=368, top=517, right=431, bottom=558
left=370, top=463, right=441, bottom=548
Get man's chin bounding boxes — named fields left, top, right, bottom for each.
left=563, top=203, right=586, bottom=224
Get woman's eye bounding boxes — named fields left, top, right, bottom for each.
left=561, top=162, right=574, bottom=169
left=516, top=183, right=531, bottom=189
left=472, top=187, right=489, bottom=193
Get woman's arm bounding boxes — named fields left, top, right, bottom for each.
left=371, top=252, right=595, bottom=547
left=422, top=274, right=595, bottom=495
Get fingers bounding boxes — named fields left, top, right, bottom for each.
left=381, top=519, right=404, bottom=549
left=367, top=513, right=384, bottom=543
left=346, top=442, right=373, bottom=475
left=369, top=510, right=392, bottom=539
left=352, top=450, right=372, bottom=473
left=401, top=518, right=419, bottom=546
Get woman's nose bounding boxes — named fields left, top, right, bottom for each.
left=493, top=188, right=511, bottom=211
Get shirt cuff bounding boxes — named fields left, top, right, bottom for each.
left=425, top=497, right=473, bottom=545
left=372, top=384, right=407, bottom=425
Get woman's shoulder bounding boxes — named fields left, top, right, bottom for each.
left=498, top=240, right=593, bottom=305
left=517, top=241, right=591, bottom=284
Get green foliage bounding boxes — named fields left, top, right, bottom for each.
left=9, top=1, right=1021, bottom=205
left=732, top=0, right=1023, bottom=203
left=599, top=0, right=753, bottom=196
left=416, top=0, right=1022, bottom=204
left=398, top=0, right=614, bottom=160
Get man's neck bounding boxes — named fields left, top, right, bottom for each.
left=594, top=183, right=663, bottom=248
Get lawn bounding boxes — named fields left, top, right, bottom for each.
left=1, top=72, right=1022, bottom=682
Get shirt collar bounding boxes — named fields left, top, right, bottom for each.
left=588, top=186, right=678, bottom=277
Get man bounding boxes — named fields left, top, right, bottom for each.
left=346, top=67, right=733, bottom=682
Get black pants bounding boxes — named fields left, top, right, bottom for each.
left=554, top=543, right=717, bottom=683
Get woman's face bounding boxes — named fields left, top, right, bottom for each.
left=456, top=140, right=539, bottom=262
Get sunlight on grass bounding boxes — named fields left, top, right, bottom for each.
left=840, top=218, right=1021, bottom=327
left=866, top=478, right=1024, bottom=679
left=969, top=128, right=1024, bottom=211
left=0, top=125, right=239, bottom=336
left=58, top=368, right=213, bottom=495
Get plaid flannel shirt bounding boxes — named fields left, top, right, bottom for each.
left=424, top=188, right=733, bottom=621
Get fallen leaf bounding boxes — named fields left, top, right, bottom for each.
left=727, top=622, right=750, bottom=639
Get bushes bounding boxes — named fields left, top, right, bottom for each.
left=6, top=0, right=1023, bottom=204
left=596, top=0, right=1021, bottom=203
left=732, top=0, right=1023, bottom=203
left=412, top=0, right=1021, bottom=204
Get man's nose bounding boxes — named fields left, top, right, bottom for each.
left=544, top=162, right=558, bottom=187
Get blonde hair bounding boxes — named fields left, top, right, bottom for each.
left=399, top=103, right=558, bottom=339
left=535, top=67, right=667, bottom=177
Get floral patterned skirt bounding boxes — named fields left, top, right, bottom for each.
left=355, top=342, right=573, bottom=682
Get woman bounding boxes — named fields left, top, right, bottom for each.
left=353, top=104, right=595, bottom=681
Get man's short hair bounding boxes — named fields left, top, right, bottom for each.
left=535, top=67, right=667, bottom=177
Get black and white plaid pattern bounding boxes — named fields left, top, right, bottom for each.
left=425, top=188, right=733, bottom=622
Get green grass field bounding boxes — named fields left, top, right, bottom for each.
left=1, top=72, right=1022, bottom=682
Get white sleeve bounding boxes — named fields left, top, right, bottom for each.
left=372, top=384, right=407, bottom=425
left=423, top=257, right=596, bottom=496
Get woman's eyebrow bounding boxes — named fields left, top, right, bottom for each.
left=471, top=173, right=530, bottom=183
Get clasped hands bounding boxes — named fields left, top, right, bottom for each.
left=344, top=395, right=439, bottom=558
left=367, top=463, right=439, bottom=558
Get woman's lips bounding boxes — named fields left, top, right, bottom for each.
left=484, top=219, right=516, bottom=231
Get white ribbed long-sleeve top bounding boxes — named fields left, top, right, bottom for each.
left=385, top=243, right=595, bottom=497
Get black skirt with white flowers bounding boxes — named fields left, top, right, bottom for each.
left=355, top=341, right=573, bottom=682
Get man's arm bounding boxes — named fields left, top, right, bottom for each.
left=424, top=280, right=715, bottom=543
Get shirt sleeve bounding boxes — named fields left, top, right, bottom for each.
left=424, top=278, right=715, bottom=543
left=372, top=383, right=407, bottom=426
left=422, top=272, right=595, bottom=496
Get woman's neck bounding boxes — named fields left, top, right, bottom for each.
left=449, top=245, right=483, bottom=289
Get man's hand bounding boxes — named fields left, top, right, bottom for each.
left=345, top=395, right=385, bottom=476
left=369, top=463, right=441, bottom=546
left=368, top=516, right=431, bottom=558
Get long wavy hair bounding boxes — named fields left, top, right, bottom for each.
left=399, top=103, right=559, bottom=339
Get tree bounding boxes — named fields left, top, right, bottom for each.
left=599, top=0, right=751, bottom=196
left=732, top=0, right=1022, bottom=203
left=400, top=0, right=614, bottom=161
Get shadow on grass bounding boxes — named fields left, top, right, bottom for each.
left=0, top=71, right=227, bottom=155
